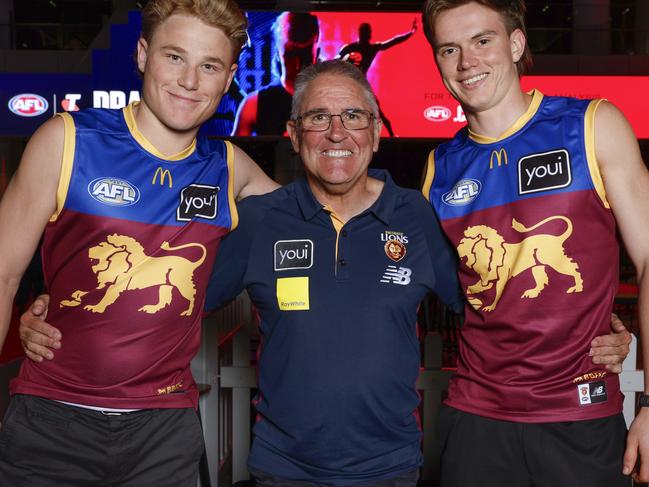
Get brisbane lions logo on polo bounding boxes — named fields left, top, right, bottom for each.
left=457, top=215, right=583, bottom=312
left=60, top=234, right=206, bottom=316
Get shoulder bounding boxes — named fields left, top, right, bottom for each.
left=237, top=185, right=292, bottom=226
left=388, top=181, right=438, bottom=223
left=435, top=128, right=469, bottom=158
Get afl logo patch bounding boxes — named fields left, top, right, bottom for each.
left=384, top=240, right=406, bottom=262
left=274, top=240, right=313, bottom=271
left=442, top=178, right=481, bottom=206
left=88, top=177, right=140, bottom=206
left=8, top=94, right=49, bottom=117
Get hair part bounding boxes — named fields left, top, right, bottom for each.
left=290, top=59, right=379, bottom=120
left=141, top=0, right=248, bottom=58
left=421, top=0, right=533, bottom=76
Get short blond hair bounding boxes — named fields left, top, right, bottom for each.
left=141, top=0, right=248, bottom=58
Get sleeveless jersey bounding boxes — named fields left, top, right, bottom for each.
left=422, top=91, right=623, bottom=422
left=11, top=103, right=237, bottom=410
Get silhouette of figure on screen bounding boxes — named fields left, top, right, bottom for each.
left=233, top=12, right=320, bottom=136
left=339, top=20, right=417, bottom=137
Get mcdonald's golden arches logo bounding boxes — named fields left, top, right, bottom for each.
left=152, top=167, right=173, bottom=188
left=489, top=148, right=508, bottom=169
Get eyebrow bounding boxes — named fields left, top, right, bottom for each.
left=435, top=30, right=498, bottom=50
left=160, top=44, right=227, bottom=67
left=302, top=108, right=367, bottom=115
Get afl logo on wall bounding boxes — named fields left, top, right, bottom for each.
left=8, top=94, right=49, bottom=117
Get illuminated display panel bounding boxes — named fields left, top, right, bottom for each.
left=1, top=10, right=648, bottom=138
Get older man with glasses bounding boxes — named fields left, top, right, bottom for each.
left=205, top=59, right=464, bottom=486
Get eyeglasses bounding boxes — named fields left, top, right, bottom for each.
left=295, top=109, right=375, bottom=131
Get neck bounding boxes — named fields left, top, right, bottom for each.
left=133, top=100, right=198, bottom=157
left=465, top=83, right=532, bottom=140
left=308, top=174, right=383, bottom=223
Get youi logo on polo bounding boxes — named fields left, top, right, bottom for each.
left=274, top=240, right=314, bottom=271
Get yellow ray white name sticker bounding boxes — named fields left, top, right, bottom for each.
left=276, top=277, right=310, bottom=311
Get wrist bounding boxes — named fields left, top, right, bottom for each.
left=638, top=394, right=649, bottom=408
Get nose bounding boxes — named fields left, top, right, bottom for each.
left=326, top=115, right=348, bottom=141
left=458, top=49, right=478, bottom=71
left=178, top=66, right=199, bottom=90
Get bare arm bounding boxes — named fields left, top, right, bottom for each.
left=232, top=93, right=259, bottom=136
left=0, top=117, right=63, bottom=353
left=590, top=102, right=649, bottom=481
left=232, top=144, right=280, bottom=201
left=377, top=21, right=417, bottom=51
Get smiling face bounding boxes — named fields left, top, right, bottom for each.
left=136, top=13, right=237, bottom=135
left=431, top=2, right=524, bottom=118
left=287, top=73, right=381, bottom=196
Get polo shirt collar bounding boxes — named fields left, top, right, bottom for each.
left=294, top=168, right=397, bottom=225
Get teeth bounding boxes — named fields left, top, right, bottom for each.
left=323, top=150, right=352, bottom=157
left=462, top=73, right=487, bottom=85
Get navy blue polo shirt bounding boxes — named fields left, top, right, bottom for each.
left=206, top=169, right=463, bottom=485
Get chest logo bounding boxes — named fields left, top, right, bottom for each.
left=518, top=149, right=571, bottom=195
left=380, top=266, right=412, bottom=286
left=384, top=241, right=406, bottom=262
left=152, top=167, right=173, bottom=188
left=489, top=148, right=508, bottom=169
left=177, top=184, right=219, bottom=222
left=60, top=234, right=206, bottom=316
left=88, top=177, right=140, bottom=207
left=457, top=215, right=582, bottom=312
left=274, top=240, right=314, bottom=271
left=442, top=178, right=481, bottom=206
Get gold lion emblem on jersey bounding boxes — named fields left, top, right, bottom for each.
left=457, top=216, right=583, bottom=312
left=60, top=234, right=206, bottom=316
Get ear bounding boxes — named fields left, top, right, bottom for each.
left=137, top=37, right=148, bottom=74
left=372, top=117, right=382, bottom=152
left=286, top=120, right=301, bottom=153
left=224, top=63, right=238, bottom=94
left=509, top=28, right=525, bottom=64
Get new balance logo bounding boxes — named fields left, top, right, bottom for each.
left=380, top=266, right=412, bottom=285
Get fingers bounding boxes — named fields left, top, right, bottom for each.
left=590, top=329, right=632, bottom=349
left=19, top=302, right=62, bottom=362
left=610, top=312, right=626, bottom=332
left=23, top=343, right=55, bottom=362
left=623, top=438, right=637, bottom=476
left=31, top=294, right=51, bottom=318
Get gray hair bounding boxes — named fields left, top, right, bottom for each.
left=290, top=59, right=380, bottom=120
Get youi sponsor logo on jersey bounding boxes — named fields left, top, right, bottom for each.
left=518, top=149, right=572, bottom=195
left=177, top=184, right=219, bottom=221
left=442, top=178, right=482, bottom=206
left=88, top=177, right=140, bottom=206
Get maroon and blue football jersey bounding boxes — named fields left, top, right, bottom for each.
left=423, top=91, right=623, bottom=422
left=11, top=103, right=237, bottom=409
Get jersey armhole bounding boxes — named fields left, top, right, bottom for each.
left=225, top=140, right=239, bottom=230
left=50, top=112, right=76, bottom=222
left=584, top=99, right=610, bottom=209
left=420, top=149, right=436, bottom=202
